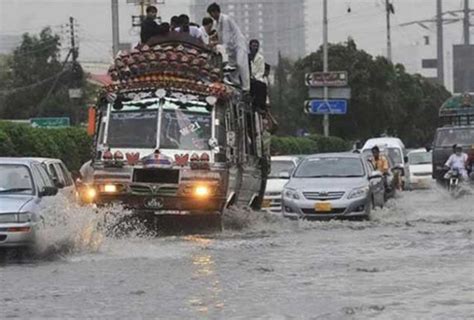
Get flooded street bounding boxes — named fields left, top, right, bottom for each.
left=1, top=189, right=473, bottom=320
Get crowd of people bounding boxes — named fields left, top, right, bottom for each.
left=139, top=2, right=269, bottom=112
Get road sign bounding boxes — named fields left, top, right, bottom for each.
left=305, top=71, right=348, bottom=87
left=309, top=87, right=351, bottom=99
left=30, top=117, right=70, bottom=128
left=305, top=100, right=347, bottom=115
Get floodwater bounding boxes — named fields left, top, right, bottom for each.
left=1, top=188, right=473, bottom=319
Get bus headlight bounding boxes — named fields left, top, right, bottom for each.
left=103, top=184, right=118, bottom=193
left=194, top=185, right=211, bottom=198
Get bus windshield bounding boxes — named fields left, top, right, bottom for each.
left=159, top=100, right=212, bottom=151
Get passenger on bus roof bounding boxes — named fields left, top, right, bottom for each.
left=140, top=5, right=161, bottom=43
left=175, top=14, right=204, bottom=42
left=207, top=2, right=250, bottom=92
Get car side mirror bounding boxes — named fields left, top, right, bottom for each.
left=39, top=186, right=58, bottom=197
left=369, top=171, right=383, bottom=180
left=279, top=171, right=291, bottom=179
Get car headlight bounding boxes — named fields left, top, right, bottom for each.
left=0, top=213, right=32, bottom=223
left=17, top=212, right=33, bottom=223
left=347, top=186, right=369, bottom=199
left=283, top=188, right=300, bottom=200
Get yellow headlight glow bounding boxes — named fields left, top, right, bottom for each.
left=103, top=184, right=117, bottom=193
left=86, top=187, right=97, bottom=200
left=194, top=185, right=210, bottom=198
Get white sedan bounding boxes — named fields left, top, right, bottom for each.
left=262, top=156, right=301, bottom=213
left=407, top=149, right=433, bottom=189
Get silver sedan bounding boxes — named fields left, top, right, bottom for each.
left=281, top=153, right=385, bottom=220
left=0, top=158, right=58, bottom=248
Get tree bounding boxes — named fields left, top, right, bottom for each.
left=269, top=39, right=451, bottom=147
left=0, top=27, right=92, bottom=124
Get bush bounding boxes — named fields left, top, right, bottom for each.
left=271, top=135, right=351, bottom=155
left=0, top=122, right=92, bottom=173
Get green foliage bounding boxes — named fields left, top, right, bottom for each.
left=0, top=27, right=93, bottom=124
left=270, top=39, right=451, bottom=148
left=271, top=135, right=351, bottom=155
left=0, top=122, right=92, bottom=173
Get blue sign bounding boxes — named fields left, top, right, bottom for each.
left=307, top=99, right=347, bottom=115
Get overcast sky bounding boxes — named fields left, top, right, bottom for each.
left=0, top=0, right=471, bottom=89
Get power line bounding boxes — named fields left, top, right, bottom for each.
left=0, top=70, right=68, bottom=95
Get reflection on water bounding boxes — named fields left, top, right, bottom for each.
left=186, top=235, right=224, bottom=316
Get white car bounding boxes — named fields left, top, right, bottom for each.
left=362, top=137, right=410, bottom=189
left=262, top=156, right=301, bottom=213
left=26, top=158, right=76, bottom=200
left=407, top=149, right=433, bottom=189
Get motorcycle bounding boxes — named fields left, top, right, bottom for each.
left=444, top=168, right=463, bottom=198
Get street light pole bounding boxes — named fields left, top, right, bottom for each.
left=323, top=0, right=329, bottom=137
left=436, top=0, right=444, bottom=85
left=385, top=0, right=393, bottom=61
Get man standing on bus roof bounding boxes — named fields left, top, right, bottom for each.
left=207, top=2, right=250, bottom=92
left=140, top=6, right=160, bottom=44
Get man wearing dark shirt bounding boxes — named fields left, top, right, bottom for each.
left=140, top=6, right=160, bottom=44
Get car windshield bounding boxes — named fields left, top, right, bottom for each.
left=159, top=100, right=212, bottom=151
left=0, top=164, right=34, bottom=195
left=409, top=152, right=432, bottom=165
left=107, top=106, right=158, bottom=148
left=269, top=160, right=296, bottom=179
left=294, top=157, right=365, bottom=178
left=435, top=128, right=474, bottom=147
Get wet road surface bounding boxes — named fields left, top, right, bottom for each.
left=1, top=188, right=473, bottom=319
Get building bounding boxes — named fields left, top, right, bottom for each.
left=190, top=0, right=306, bottom=65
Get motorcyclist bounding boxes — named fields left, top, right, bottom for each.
left=371, top=146, right=391, bottom=190
left=371, top=146, right=389, bottom=174
left=444, top=144, right=469, bottom=182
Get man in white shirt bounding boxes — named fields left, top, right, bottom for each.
left=207, top=2, right=250, bottom=92
left=200, top=17, right=213, bottom=45
left=175, top=14, right=204, bottom=42
left=444, top=144, right=469, bottom=181
left=249, top=39, right=267, bottom=111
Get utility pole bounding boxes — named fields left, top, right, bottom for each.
left=463, top=0, right=470, bottom=45
left=69, top=17, right=78, bottom=62
left=111, top=0, right=120, bottom=56
left=68, top=17, right=83, bottom=124
left=436, top=0, right=444, bottom=85
left=323, top=0, right=329, bottom=137
left=385, top=0, right=394, bottom=62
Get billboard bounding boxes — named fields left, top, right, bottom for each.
left=453, top=45, right=474, bottom=93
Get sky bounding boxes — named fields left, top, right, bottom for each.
left=0, top=0, right=472, bottom=91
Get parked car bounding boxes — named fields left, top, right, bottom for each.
left=262, top=156, right=301, bottom=213
left=282, top=153, right=385, bottom=220
left=407, top=149, right=433, bottom=189
left=0, top=158, right=58, bottom=248
left=26, top=158, right=76, bottom=199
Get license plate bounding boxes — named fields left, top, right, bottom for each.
left=262, top=199, right=271, bottom=208
left=315, top=202, right=332, bottom=212
left=145, top=198, right=163, bottom=209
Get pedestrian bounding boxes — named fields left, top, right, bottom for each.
left=140, top=5, right=161, bottom=44
left=249, top=39, right=267, bottom=111
left=207, top=2, right=250, bottom=92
